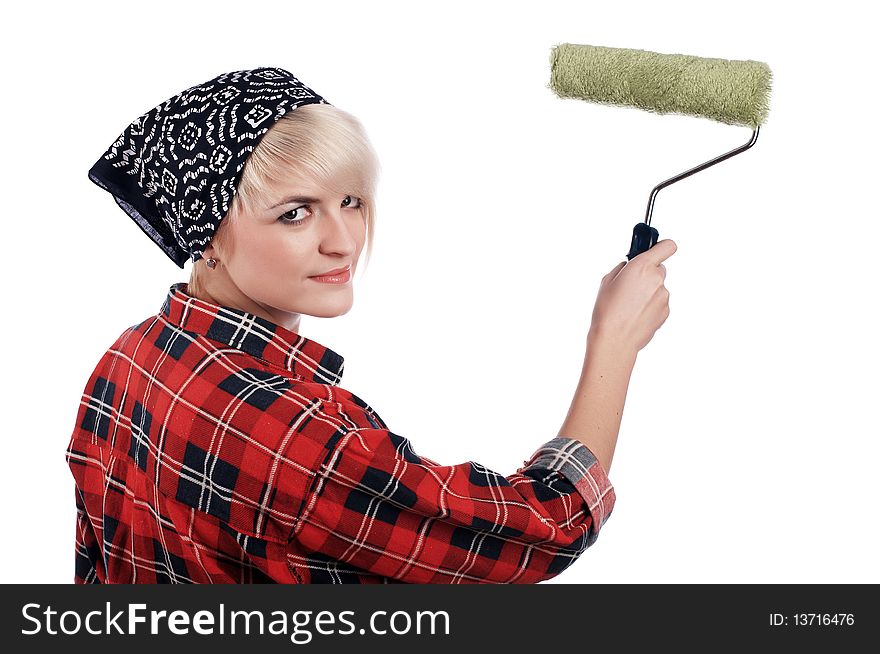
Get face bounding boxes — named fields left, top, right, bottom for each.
left=200, top=169, right=366, bottom=332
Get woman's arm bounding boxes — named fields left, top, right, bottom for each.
left=284, top=246, right=675, bottom=583
left=562, top=241, right=676, bottom=474
left=558, top=329, right=639, bottom=475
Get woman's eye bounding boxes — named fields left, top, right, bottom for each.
left=278, top=205, right=312, bottom=225
left=342, top=195, right=362, bottom=208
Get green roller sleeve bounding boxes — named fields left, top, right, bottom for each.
left=548, top=43, right=772, bottom=129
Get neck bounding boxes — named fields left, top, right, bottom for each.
left=186, top=275, right=302, bottom=333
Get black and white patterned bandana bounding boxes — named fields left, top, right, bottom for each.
left=88, top=67, right=330, bottom=268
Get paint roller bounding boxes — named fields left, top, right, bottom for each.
left=548, top=43, right=773, bottom=259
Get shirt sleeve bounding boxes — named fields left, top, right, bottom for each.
left=291, top=427, right=616, bottom=583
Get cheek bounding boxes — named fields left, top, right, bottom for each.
left=231, top=226, right=312, bottom=279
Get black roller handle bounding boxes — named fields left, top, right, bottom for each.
left=627, top=222, right=659, bottom=260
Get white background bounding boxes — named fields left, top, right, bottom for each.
left=1, top=0, right=876, bottom=584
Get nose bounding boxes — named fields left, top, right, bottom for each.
left=318, top=206, right=359, bottom=256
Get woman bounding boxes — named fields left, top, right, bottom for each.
left=67, top=67, right=676, bottom=583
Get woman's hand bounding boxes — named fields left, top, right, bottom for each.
left=588, top=239, right=677, bottom=354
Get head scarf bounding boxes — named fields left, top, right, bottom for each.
left=88, top=67, right=330, bottom=268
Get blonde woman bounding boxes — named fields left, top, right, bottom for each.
left=67, top=67, right=675, bottom=583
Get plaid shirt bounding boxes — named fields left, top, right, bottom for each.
left=66, top=282, right=616, bottom=584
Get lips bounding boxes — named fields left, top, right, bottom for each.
left=310, top=265, right=351, bottom=277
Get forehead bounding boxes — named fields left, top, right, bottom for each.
left=266, top=167, right=321, bottom=192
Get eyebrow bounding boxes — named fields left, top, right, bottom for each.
left=268, top=195, right=322, bottom=209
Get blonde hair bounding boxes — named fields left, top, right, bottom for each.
left=189, top=102, right=380, bottom=296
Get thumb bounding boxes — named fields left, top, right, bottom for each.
left=647, top=239, right=677, bottom=264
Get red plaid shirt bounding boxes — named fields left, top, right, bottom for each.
left=66, top=282, right=615, bottom=583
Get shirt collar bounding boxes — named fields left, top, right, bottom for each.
left=160, top=282, right=344, bottom=385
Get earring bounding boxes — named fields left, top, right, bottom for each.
left=206, top=258, right=217, bottom=269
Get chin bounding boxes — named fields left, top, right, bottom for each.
left=305, top=298, right=355, bottom=319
